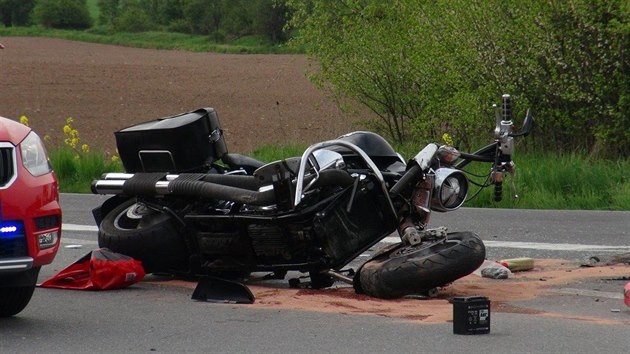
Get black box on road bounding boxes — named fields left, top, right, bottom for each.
left=453, top=296, right=491, bottom=335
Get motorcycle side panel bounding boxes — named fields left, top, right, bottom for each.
left=313, top=182, right=396, bottom=268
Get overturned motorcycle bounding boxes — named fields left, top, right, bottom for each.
left=91, top=94, right=533, bottom=300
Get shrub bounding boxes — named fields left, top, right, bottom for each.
left=0, top=0, right=36, bottom=27
left=33, top=0, right=92, bottom=29
left=112, top=7, right=155, bottom=33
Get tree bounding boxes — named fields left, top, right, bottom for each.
left=252, top=0, right=290, bottom=43
left=97, top=0, right=121, bottom=27
left=288, top=0, right=630, bottom=155
left=0, top=0, right=36, bottom=26
left=33, top=0, right=92, bottom=29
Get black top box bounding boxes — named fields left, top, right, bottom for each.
left=115, top=108, right=228, bottom=173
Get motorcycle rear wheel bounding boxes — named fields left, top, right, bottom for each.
left=355, top=231, right=485, bottom=299
left=98, top=199, right=190, bottom=274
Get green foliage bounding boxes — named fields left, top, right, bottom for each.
left=287, top=0, right=630, bottom=156
left=96, top=0, right=119, bottom=26
left=33, top=0, right=92, bottom=29
left=462, top=151, right=630, bottom=210
left=49, top=146, right=123, bottom=193
left=112, top=6, right=154, bottom=32
left=249, top=144, right=307, bottom=163
left=0, top=26, right=296, bottom=53
left=90, top=0, right=290, bottom=43
left=0, top=0, right=36, bottom=26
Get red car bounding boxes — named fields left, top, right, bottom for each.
left=0, top=116, right=62, bottom=317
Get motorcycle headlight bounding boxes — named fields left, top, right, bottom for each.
left=20, top=131, right=53, bottom=177
left=431, top=168, right=468, bottom=212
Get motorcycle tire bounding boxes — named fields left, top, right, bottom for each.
left=355, top=231, right=485, bottom=299
left=98, top=199, right=190, bottom=274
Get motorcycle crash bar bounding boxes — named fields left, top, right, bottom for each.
left=92, top=168, right=356, bottom=207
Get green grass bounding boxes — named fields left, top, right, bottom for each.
left=0, top=26, right=297, bottom=54
left=49, top=146, right=122, bottom=193
left=249, top=144, right=308, bottom=163
left=459, top=151, right=630, bottom=210
left=50, top=144, right=630, bottom=211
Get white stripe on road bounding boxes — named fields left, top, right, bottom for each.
left=62, top=237, right=98, bottom=245
left=61, top=223, right=630, bottom=253
left=63, top=223, right=99, bottom=232
left=483, top=240, right=630, bottom=252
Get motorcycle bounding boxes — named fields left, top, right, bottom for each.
left=91, top=94, right=533, bottom=299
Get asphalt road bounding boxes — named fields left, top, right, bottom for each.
left=2, top=193, right=630, bottom=353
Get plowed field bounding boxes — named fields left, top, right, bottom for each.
left=0, top=37, right=362, bottom=155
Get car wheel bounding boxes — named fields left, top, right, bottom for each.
left=0, top=285, right=36, bottom=317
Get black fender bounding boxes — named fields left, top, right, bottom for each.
left=92, top=195, right=132, bottom=227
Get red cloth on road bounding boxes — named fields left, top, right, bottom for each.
left=40, top=248, right=145, bottom=290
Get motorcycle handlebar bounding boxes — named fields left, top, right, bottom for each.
left=389, top=163, right=423, bottom=196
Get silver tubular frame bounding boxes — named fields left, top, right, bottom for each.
left=293, top=140, right=397, bottom=217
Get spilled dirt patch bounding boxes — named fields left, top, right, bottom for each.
left=145, top=259, right=630, bottom=324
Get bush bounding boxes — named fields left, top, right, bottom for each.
left=0, top=0, right=36, bottom=26
left=112, top=7, right=154, bottom=33
left=33, top=0, right=92, bottom=29
left=287, top=0, right=630, bottom=155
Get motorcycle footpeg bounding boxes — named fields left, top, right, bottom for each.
left=402, top=288, right=438, bottom=299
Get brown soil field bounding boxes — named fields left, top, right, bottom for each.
left=0, top=37, right=364, bottom=155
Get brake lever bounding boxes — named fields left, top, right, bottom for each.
left=505, top=161, right=518, bottom=200
left=492, top=161, right=518, bottom=201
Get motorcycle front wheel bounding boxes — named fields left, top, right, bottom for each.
left=98, top=199, right=190, bottom=274
left=355, top=231, right=485, bottom=299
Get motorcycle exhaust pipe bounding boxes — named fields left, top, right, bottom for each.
left=92, top=177, right=275, bottom=206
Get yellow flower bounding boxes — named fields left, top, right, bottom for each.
left=81, top=144, right=90, bottom=153
left=442, top=133, right=454, bottom=146
left=20, top=115, right=29, bottom=127
left=66, top=117, right=73, bottom=125
left=111, top=155, right=119, bottom=162
left=63, top=125, right=72, bottom=134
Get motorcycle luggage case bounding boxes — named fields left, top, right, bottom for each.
left=115, top=108, right=228, bottom=173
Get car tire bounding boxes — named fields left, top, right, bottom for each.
left=0, top=285, right=36, bottom=317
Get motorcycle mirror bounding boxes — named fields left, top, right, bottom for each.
left=510, top=109, right=534, bottom=137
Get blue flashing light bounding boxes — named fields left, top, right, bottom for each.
left=0, top=221, right=23, bottom=237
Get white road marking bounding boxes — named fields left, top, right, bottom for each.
left=63, top=223, right=99, bottom=232
left=61, top=237, right=98, bottom=245
left=61, top=223, right=630, bottom=253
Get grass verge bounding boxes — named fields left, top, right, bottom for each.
left=0, top=26, right=297, bottom=54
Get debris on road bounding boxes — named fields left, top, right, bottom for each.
left=473, top=260, right=512, bottom=279
left=40, top=248, right=145, bottom=290
left=580, top=252, right=630, bottom=267
left=499, top=257, right=535, bottom=272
